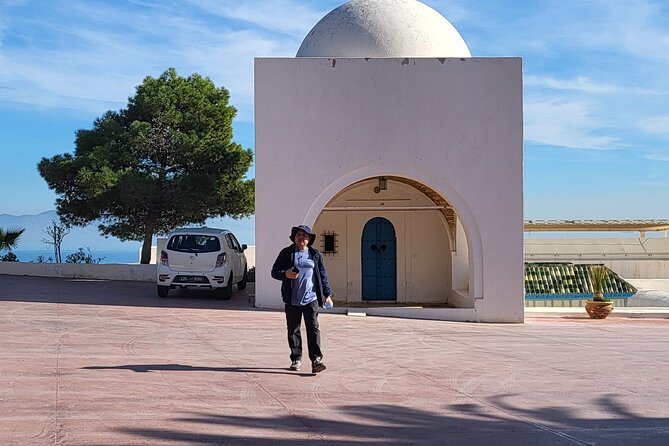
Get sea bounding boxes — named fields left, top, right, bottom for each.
left=11, top=249, right=140, bottom=264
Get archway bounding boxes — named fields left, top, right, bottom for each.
left=310, top=174, right=475, bottom=307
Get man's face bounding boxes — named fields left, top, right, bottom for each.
left=294, top=230, right=310, bottom=249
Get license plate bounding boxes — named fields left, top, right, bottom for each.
left=175, top=275, right=209, bottom=284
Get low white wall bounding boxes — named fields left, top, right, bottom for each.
left=244, top=245, right=256, bottom=269
left=0, top=262, right=156, bottom=282
left=604, top=261, right=669, bottom=280
left=365, top=307, right=477, bottom=322
left=626, top=279, right=669, bottom=293
left=2, top=243, right=256, bottom=282
left=525, top=237, right=669, bottom=279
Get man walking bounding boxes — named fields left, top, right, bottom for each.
left=271, top=225, right=333, bottom=373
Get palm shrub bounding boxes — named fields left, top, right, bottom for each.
left=590, top=265, right=608, bottom=302
left=0, top=227, right=25, bottom=252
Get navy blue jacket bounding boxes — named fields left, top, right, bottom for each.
left=271, top=245, right=332, bottom=307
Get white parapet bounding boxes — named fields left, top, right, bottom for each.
left=0, top=262, right=156, bottom=282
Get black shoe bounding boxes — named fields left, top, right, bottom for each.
left=311, top=357, right=326, bottom=373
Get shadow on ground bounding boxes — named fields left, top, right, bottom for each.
left=110, top=398, right=669, bottom=445
left=83, top=363, right=317, bottom=377
left=0, top=274, right=259, bottom=310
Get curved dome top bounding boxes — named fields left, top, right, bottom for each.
left=296, top=0, right=471, bottom=58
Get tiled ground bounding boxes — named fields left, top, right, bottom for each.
left=1, top=275, right=668, bottom=445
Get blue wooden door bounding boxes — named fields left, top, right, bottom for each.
left=361, top=217, right=397, bottom=301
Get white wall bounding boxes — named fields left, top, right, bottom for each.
left=451, top=217, right=470, bottom=294
left=244, top=246, right=256, bottom=269
left=255, top=57, right=524, bottom=322
left=605, top=261, right=669, bottom=279
left=525, top=237, right=669, bottom=279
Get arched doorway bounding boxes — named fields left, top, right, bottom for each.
left=311, top=176, right=468, bottom=306
left=361, top=217, right=397, bottom=301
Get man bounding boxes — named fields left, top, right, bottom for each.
left=271, top=225, right=333, bottom=373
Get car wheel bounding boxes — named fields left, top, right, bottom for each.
left=237, top=267, right=248, bottom=290
left=157, top=285, right=170, bottom=298
left=216, top=273, right=233, bottom=300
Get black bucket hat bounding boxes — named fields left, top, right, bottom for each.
left=290, top=224, right=316, bottom=247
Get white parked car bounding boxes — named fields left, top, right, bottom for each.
left=156, top=228, right=248, bottom=299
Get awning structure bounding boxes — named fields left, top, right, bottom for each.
left=524, top=263, right=637, bottom=300
left=524, top=220, right=669, bottom=237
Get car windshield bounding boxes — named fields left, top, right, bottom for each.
left=167, top=235, right=221, bottom=253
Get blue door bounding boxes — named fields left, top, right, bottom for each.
left=361, top=217, right=397, bottom=301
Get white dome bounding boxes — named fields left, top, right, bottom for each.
left=296, top=0, right=471, bottom=58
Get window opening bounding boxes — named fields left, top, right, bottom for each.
left=321, top=231, right=338, bottom=256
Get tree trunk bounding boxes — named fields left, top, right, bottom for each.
left=140, top=216, right=157, bottom=264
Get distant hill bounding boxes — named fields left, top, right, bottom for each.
left=0, top=210, right=139, bottom=251
left=0, top=210, right=255, bottom=251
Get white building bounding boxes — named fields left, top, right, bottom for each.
left=254, top=0, right=524, bottom=322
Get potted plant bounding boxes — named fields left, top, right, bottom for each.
left=585, top=265, right=613, bottom=319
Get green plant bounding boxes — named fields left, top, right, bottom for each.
left=590, top=265, right=608, bottom=302
left=33, top=255, right=54, bottom=263
left=1, top=251, right=19, bottom=262
left=65, top=247, right=105, bottom=264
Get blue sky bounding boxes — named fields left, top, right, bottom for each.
left=1, top=0, right=669, bottom=225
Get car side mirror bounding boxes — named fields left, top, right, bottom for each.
left=241, top=244, right=247, bottom=251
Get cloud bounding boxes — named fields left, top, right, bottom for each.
left=645, top=152, right=669, bottom=162
left=422, top=0, right=472, bottom=23
left=587, top=0, right=669, bottom=64
left=523, top=75, right=657, bottom=95
left=524, top=99, right=619, bottom=150
left=0, top=0, right=305, bottom=120
left=0, top=2, right=11, bottom=47
left=185, top=0, right=326, bottom=36
left=0, top=40, right=154, bottom=112
left=449, top=0, right=669, bottom=75
left=0, top=3, right=160, bottom=110
left=174, top=29, right=296, bottom=121
left=0, top=0, right=27, bottom=7
left=641, top=116, right=669, bottom=136
left=1, top=0, right=668, bottom=145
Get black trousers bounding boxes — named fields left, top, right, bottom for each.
left=285, top=301, right=322, bottom=362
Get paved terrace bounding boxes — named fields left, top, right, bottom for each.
left=1, top=275, right=668, bottom=445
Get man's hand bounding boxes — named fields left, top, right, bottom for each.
left=285, top=269, right=299, bottom=279
left=324, top=296, right=333, bottom=306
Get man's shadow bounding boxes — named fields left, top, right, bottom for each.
left=83, top=363, right=318, bottom=376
